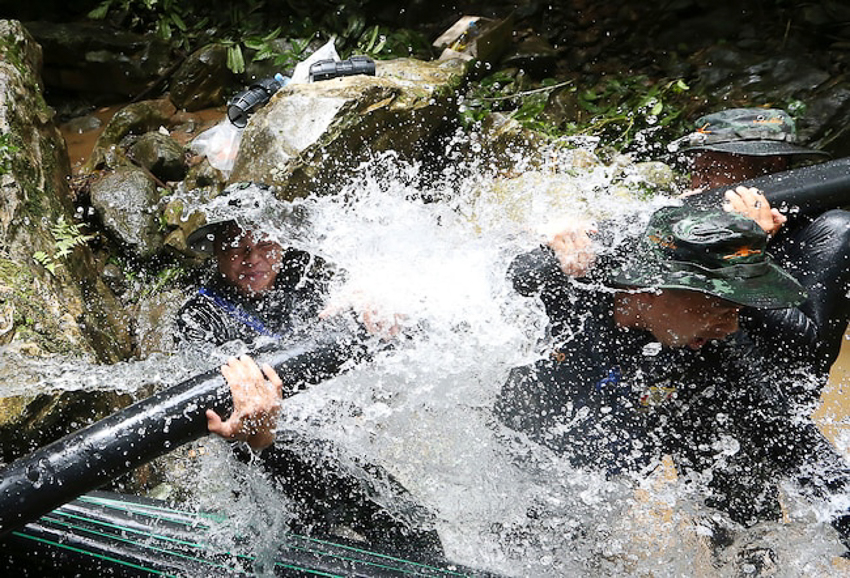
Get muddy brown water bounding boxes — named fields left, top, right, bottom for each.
left=61, top=104, right=225, bottom=173
left=816, top=331, right=850, bottom=457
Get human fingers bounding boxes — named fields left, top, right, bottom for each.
left=549, top=231, right=595, bottom=276
left=238, top=354, right=265, bottom=384
left=260, top=363, right=283, bottom=391
left=206, top=409, right=230, bottom=437
left=723, top=187, right=778, bottom=233
left=735, top=186, right=771, bottom=211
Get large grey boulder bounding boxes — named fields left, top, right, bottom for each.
left=229, top=57, right=468, bottom=200
left=90, top=165, right=165, bottom=259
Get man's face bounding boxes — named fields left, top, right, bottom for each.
left=689, top=151, right=789, bottom=189
left=640, top=289, right=742, bottom=350
left=214, top=225, right=283, bottom=296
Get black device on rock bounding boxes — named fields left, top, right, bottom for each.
left=309, top=55, right=376, bottom=82
left=227, top=74, right=288, bottom=128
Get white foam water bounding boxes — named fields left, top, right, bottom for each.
left=3, top=144, right=847, bottom=576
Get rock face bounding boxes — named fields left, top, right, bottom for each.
left=21, top=20, right=173, bottom=100
left=0, top=20, right=133, bottom=362
left=0, top=20, right=136, bottom=463
left=90, top=166, right=165, bottom=259
left=169, top=44, right=234, bottom=112
left=230, top=58, right=468, bottom=200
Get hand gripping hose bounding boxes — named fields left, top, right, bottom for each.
left=0, top=331, right=365, bottom=538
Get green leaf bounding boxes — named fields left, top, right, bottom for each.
left=263, top=27, right=282, bottom=42
left=87, top=1, right=111, bottom=20
left=227, top=45, right=245, bottom=74
left=650, top=100, right=663, bottom=116
left=253, top=48, right=275, bottom=61
left=157, top=19, right=172, bottom=40
left=243, top=38, right=266, bottom=50
left=171, top=13, right=187, bottom=32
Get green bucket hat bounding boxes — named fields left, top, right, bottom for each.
left=609, top=206, right=806, bottom=309
left=669, top=108, right=829, bottom=159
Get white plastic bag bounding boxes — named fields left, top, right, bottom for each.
left=290, top=38, right=340, bottom=84
left=190, top=120, right=243, bottom=173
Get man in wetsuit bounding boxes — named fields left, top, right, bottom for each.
left=176, top=187, right=332, bottom=349
left=496, top=205, right=850, bottom=548
left=672, top=108, right=850, bottom=391
left=174, top=182, right=440, bottom=557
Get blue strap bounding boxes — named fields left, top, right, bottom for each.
left=198, top=287, right=281, bottom=339
left=595, top=366, right=622, bottom=391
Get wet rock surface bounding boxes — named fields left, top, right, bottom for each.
left=230, top=57, right=468, bottom=198
left=0, top=21, right=132, bottom=362
left=168, top=44, right=234, bottom=112
left=127, top=131, right=188, bottom=183
left=89, top=165, right=164, bottom=258
left=0, top=20, right=135, bottom=460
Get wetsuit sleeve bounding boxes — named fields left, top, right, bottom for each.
left=174, top=293, right=237, bottom=348
left=507, top=246, right=568, bottom=297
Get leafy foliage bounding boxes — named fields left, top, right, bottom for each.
left=461, top=71, right=692, bottom=157
left=85, top=0, right=431, bottom=73
left=570, top=76, right=691, bottom=150
left=32, top=216, right=95, bottom=275
left=88, top=0, right=187, bottom=40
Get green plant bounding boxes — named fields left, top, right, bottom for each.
left=570, top=77, right=691, bottom=152
left=459, top=71, right=566, bottom=129
left=460, top=72, right=692, bottom=157
left=139, top=264, right=186, bottom=299
left=243, top=29, right=313, bottom=72
left=88, top=0, right=187, bottom=40
left=33, top=216, right=95, bottom=275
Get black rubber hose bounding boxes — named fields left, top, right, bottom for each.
left=0, top=332, right=365, bottom=538
left=684, top=157, right=850, bottom=216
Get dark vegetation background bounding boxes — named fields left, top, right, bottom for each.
left=3, top=0, right=850, bottom=159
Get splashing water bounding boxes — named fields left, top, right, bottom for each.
left=2, top=145, right=847, bottom=576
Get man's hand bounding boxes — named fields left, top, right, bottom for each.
left=722, top=186, right=786, bottom=236
left=207, top=355, right=283, bottom=451
left=538, top=219, right=597, bottom=277
left=319, top=289, right=404, bottom=340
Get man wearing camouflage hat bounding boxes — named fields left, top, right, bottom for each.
left=675, top=107, right=850, bottom=390
left=496, top=201, right=850, bottom=552
left=497, top=205, right=806, bottom=471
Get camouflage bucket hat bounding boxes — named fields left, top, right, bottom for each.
left=609, top=206, right=806, bottom=309
left=669, top=108, right=829, bottom=159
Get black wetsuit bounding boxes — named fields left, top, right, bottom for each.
left=497, top=245, right=850, bottom=533
left=744, top=209, right=850, bottom=390
left=176, top=249, right=332, bottom=348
